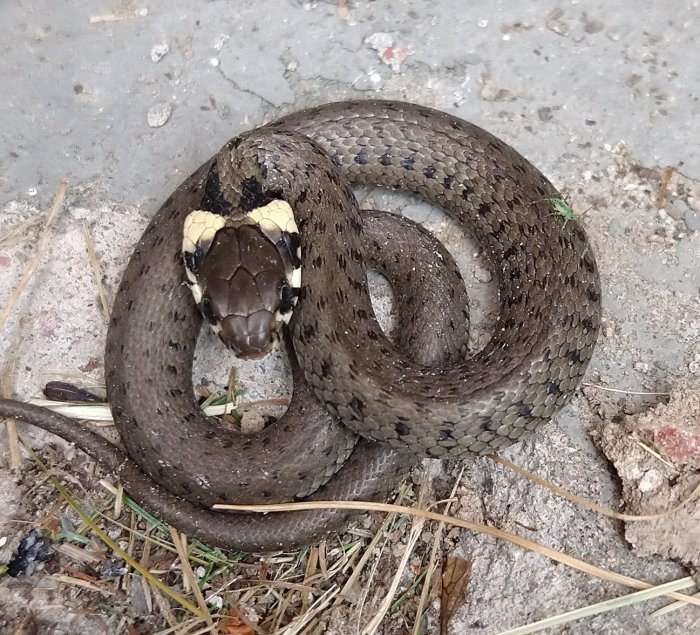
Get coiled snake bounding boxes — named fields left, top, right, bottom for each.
left=0, top=101, right=600, bottom=551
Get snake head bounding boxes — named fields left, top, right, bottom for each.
left=182, top=207, right=301, bottom=359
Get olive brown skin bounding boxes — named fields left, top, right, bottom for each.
left=0, top=100, right=600, bottom=551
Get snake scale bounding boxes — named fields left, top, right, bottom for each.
left=0, top=101, right=601, bottom=551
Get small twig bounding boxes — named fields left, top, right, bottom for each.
left=412, top=466, right=465, bottom=635
left=0, top=179, right=68, bottom=330
left=1, top=366, right=21, bottom=468
left=81, top=219, right=110, bottom=322
left=582, top=382, right=670, bottom=396
left=495, top=576, right=696, bottom=635
left=490, top=455, right=700, bottom=521
left=0, top=212, right=47, bottom=245
left=169, top=529, right=215, bottom=629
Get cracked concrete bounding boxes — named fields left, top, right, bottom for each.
left=1, top=1, right=699, bottom=633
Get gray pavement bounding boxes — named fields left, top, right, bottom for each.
left=1, top=1, right=699, bottom=633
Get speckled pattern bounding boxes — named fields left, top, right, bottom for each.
left=0, top=101, right=600, bottom=550
left=247, top=100, right=601, bottom=456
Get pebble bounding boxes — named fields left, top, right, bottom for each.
left=633, top=361, right=649, bottom=374
left=147, top=102, right=172, bottom=128
left=474, top=265, right=493, bottom=283
left=150, top=43, right=169, bottom=63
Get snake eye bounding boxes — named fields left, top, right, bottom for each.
left=278, top=281, right=295, bottom=314
left=200, top=296, right=216, bottom=324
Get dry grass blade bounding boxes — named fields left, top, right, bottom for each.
left=651, top=590, right=700, bottom=617
left=26, top=397, right=240, bottom=421
left=362, top=476, right=430, bottom=634
left=0, top=212, right=47, bottom=245
left=1, top=180, right=68, bottom=468
left=0, top=179, right=68, bottom=331
left=21, top=440, right=205, bottom=617
left=278, top=584, right=339, bottom=635
left=412, top=466, right=465, bottom=635
left=169, top=528, right=215, bottom=628
left=49, top=573, right=115, bottom=595
left=495, top=576, right=697, bottom=635
left=581, top=382, right=670, bottom=396
left=213, top=500, right=700, bottom=608
left=1, top=366, right=21, bottom=469
left=81, top=218, right=110, bottom=322
left=490, top=455, right=700, bottom=521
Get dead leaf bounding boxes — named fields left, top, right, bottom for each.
left=221, top=608, right=255, bottom=635
left=440, top=555, right=472, bottom=634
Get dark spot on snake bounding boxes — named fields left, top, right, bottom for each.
left=423, top=166, right=437, bottom=179
left=379, top=152, right=392, bottom=166
left=519, top=403, right=533, bottom=417
left=226, top=136, right=243, bottom=151
left=394, top=422, right=411, bottom=436
left=367, top=330, right=378, bottom=340
left=583, top=255, right=596, bottom=273
left=401, top=156, right=415, bottom=171
left=503, top=317, right=516, bottom=330
left=442, top=174, right=455, bottom=189
left=313, top=255, right=323, bottom=268
left=183, top=250, right=197, bottom=274
left=303, top=324, right=315, bottom=340
left=321, top=358, right=332, bottom=377
left=503, top=245, right=519, bottom=260
left=169, top=388, right=184, bottom=398
left=296, top=189, right=308, bottom=204
left=239, top=177, right=282, bottom=213
left=144, top=348, right=150, bottom=359
left=199, top=162, right=233, bottom=215
left=357, top=308, right=367, bottom=319
left=166, top=365, right=178, bottom=375
left=330, top=151, right=342, bottom=166
left=354, top=150, right=369, bottom=165
left=126, top=299, right=134, bottom=311
left=477, top=202, right=490, bottom=216
left=581, top=317, right=594, bottom=332
left=567, top=349, right=582, bottom=364
left=460, top=186, right=474, bottom=200
left=438, top=428, right=455, bottom=441
left=547, top=381, right=561, bottom=395
left=200, top=297, right=216, bottom=324
left=588, top=289, right=600, bottom=303
left=221, top=439, right=233, bottom=449
left=349, top=396, right=365, bottom=419
left=168, top=339, right=180, bottom=351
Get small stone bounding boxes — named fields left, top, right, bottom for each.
left=150, top=43, right=169, bottom=63
left=638, top=469, right=663, bottom=493
left=633, top=362, right=649, bottom=374
left=147, top=102, right=172, bottom=128
left=240, top=411, right=265, bottom=434
left=689, top=361, right=699, bottom=374
left=474, top=265, right=493, bottom=283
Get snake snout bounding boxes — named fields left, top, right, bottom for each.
left=220, top=311, right=277, bottom=360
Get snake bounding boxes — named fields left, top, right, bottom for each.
left=0, top=100, right=601, bottom=551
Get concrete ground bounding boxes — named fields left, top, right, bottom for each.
left=1, top=1, right=699, bottom=633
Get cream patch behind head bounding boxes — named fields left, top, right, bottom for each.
left=248, top=200, right=299, bottom=235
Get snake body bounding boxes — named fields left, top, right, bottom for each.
left=0, top=101, right=600, bottom=550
